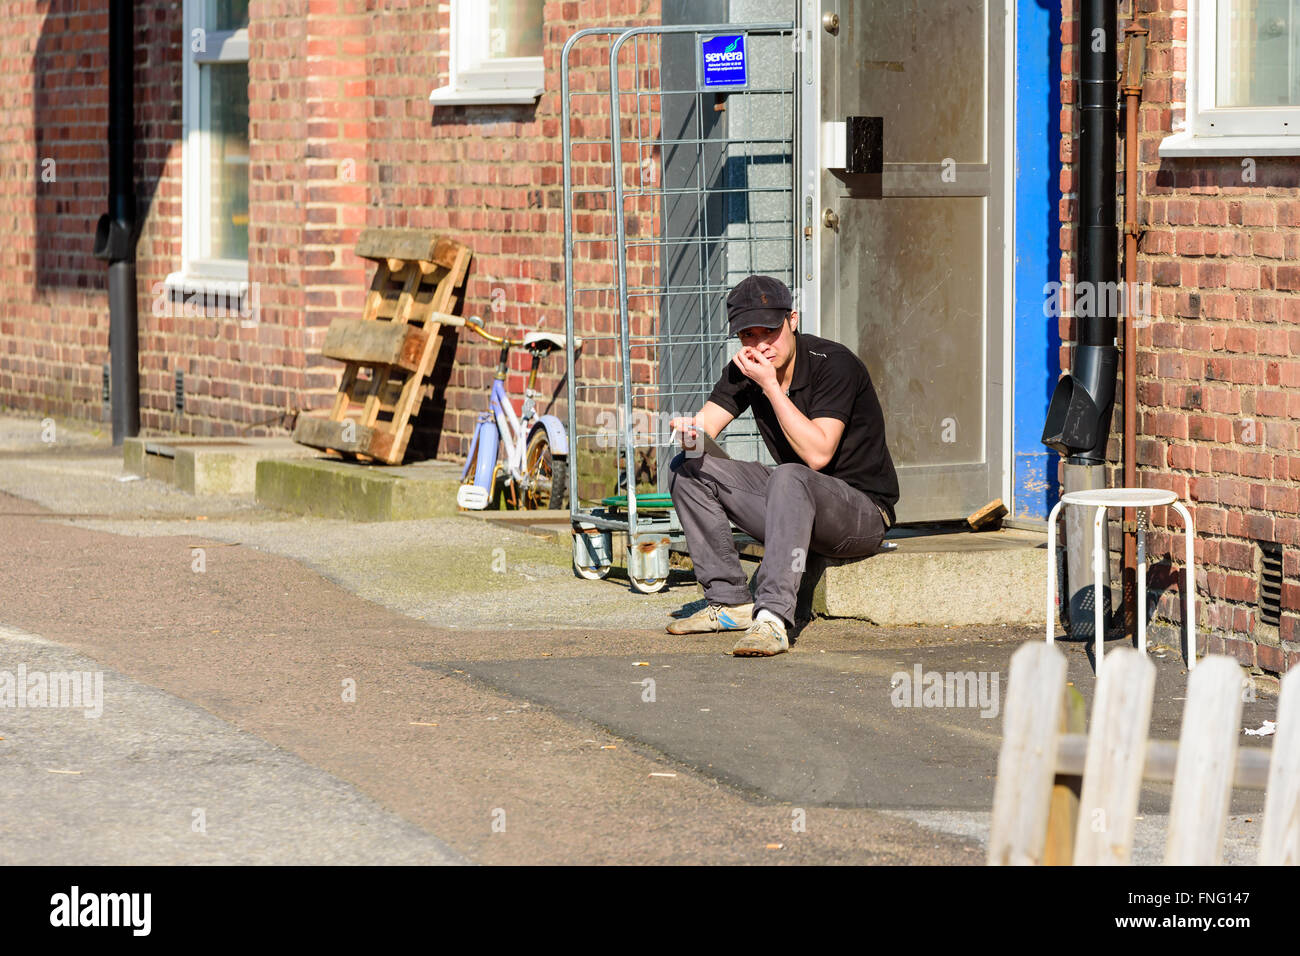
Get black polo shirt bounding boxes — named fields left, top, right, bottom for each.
left=705, top=330, right=900, bottom=526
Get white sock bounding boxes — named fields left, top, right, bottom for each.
left=754, top=608, right=786, bottom=632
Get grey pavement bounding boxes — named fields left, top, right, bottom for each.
left=0, top=624, right=462, bottom=865
left=0, top=412, right=1282, bottom=865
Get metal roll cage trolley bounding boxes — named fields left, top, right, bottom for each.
left=561, top=20, right=799, bottom=593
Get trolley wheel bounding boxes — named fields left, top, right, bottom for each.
left=630, top=575, right=668, bottom=594
left=573, top=560, right=612, bottom=581
left=523, top=430, right=567, bottom=510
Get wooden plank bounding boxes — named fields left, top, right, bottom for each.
left=353, top=228, right=466, bottom=270
left=358, top=266, right=422, bottom=438
left=376, top=243, right=470, bottom=463
left=322, top=318, right=429, bottom=371
left=1043, top=683, right=1086, bottom=865
left=330, top=366, right=357, bottom=420
left=1164, top=655, right=1245, bottom=865
left=361, top=261, right=391, bottom=320
left=987, top=643, right=1068, bottom=865
left=1054, top=735, right=1272, bottom=789
left=1072, top=648, right=1156, bottom=865
left=292, top=415, right=379, bottom=457
left=967, top=498, right=1008, bottom=531
left=1259, top=668, right=1300, bottom=865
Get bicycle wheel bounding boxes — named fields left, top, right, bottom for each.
left=523, top=428, right=567, bottom=510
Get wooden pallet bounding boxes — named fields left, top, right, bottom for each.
left=293, top=229, right=471, bottom=464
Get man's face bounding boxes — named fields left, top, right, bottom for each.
left=736, top=312, right=798, bottom=369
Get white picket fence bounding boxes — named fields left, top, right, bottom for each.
left=989, top=643, right=1299, bottom=865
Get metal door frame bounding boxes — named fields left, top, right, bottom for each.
left=800, top=0, right=1016, bottom=521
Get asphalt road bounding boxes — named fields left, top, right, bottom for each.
left=0, top=417, right=1278, bottom=865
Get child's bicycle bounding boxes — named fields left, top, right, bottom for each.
left=456, top=314, right=580, bottom=511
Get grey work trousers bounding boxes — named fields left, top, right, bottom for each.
left=668, top=451, right=888, bottom=628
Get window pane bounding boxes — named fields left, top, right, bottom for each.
left=207, top=0, right=249, bottom=31
left=488, top=0, right=543, bottom=58
left=1217, top=0, right=1298, bottom=107
left=207, top=63, right=249, bottom=260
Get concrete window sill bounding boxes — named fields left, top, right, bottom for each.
left=428, top=85, right=543, bottom=106
left=1158, top=131, right=1300, bottom=157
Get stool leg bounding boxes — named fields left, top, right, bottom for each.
left=1094, top=505, right=1106, bottom=674
left=1137, top=512, right=1147, bottom=657
left=1046, top=501, right=1065, bottom=645
left=1171, top=501, right=1197, bottom=670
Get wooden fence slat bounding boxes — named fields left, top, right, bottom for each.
left=1164, top=656, right=1245, bottom=865
left=1043, top=684, right=1086, bottom=865
left=1072, top=648, right=1156, bottom=865
left=988, top=643, right=1069, bottom=865
left=1259, top=669, right=1300, bottom=865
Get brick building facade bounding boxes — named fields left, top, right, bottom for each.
left=1, top=0, right=655, bottom=449
left=1059, top=0, right=1300, bottom=671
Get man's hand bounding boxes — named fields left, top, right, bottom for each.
left=733, top=346, right=780, bottom=394
left=668, top=415, right=701, bottom=454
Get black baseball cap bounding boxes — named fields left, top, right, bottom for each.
left=726, top=275, right=794, bottom=335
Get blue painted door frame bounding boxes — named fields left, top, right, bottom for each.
left=1011, top=0, right=1062, bottom=521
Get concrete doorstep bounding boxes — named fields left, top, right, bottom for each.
left=814, top=527, right=1049, bottom=627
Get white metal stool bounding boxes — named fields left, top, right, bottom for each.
left=1046, top=488, right=1197, bottom=671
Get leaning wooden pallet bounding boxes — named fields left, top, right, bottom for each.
left=293, top=228, right=471, bottom=464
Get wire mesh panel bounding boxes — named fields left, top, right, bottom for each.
left=562, top=21, right=798, bottom=539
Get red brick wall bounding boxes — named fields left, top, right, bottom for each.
left=1059, top=0, right=1300, bottom=673
left=0, top=1, right=329, bottom=434
left=2, top=0, right=661, bottom=485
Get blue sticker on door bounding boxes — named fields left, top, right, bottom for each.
left=701, top=34, right=747, bottom=88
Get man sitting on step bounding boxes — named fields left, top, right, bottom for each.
left=667, top=275, right=899, bottom=657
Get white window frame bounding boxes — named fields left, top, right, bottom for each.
left=1161, top=0, right=1300, bottom=156
left=166, top=0, right=250, bottom=291
left=429, top=0, right=544, bottom=106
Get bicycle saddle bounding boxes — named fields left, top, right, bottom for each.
left=523, top=331, right=581, bottom=354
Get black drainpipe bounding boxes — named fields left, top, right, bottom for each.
left=92, top=0, right=140, bottom=446
left=1042, top=0, right=1118, bottom=465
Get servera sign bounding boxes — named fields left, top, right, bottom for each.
left=700, top=34, right=747, bottom=88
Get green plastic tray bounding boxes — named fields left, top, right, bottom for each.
left=600, top=492, right=675, bottom=509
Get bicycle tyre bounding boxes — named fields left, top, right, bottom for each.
left=523, top=428, right=567, bottom=510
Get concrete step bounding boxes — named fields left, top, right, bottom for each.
left=255, top=457, right=466, bottom=521
left=811, top=527, right=1049, bottom=626
left=123, top=436, right=319, bottom=494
